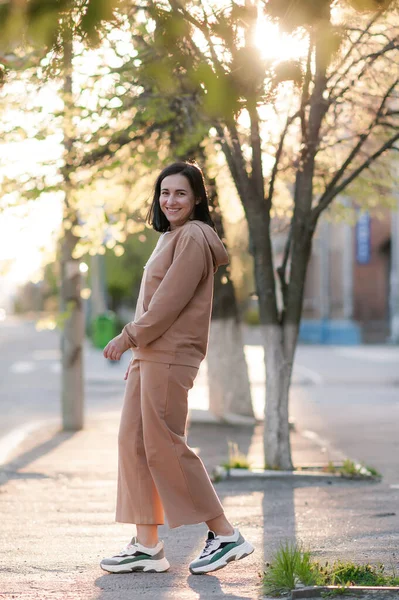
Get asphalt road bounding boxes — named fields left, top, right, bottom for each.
left=0, top=317, right=127, bottom=442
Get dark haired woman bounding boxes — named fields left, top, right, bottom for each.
left=101, top=162, right=254, bottom=575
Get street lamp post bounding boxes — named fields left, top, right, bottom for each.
left=389, top=199, right=399, bottom=343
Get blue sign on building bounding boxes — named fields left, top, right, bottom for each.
left=356, top=211, right=371, bottom=265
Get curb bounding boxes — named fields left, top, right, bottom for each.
left=213, top=466, right=342, bottom=482
left=213, top=466, right=381, bottom=482
left=0, top=418, right=59, bottom=467
left=291, top=585, right=399, bottom=598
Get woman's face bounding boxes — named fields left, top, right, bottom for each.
left=159, top=173, right=198, bottom=229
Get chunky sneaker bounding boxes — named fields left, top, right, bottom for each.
left=100, top=537, right=170, bottom=574
left=189, top=529, right=254, bottom=574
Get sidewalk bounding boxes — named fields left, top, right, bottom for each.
left=0, top=403, right=379, bottom=600
left=1, top=343, right=397, bottom=599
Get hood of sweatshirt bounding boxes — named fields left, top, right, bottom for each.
left=191, top=220, right=229, bottom=271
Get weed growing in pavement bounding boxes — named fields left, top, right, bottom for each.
left=222, top=441, right=250, bottom=470
left=321, top=460, right=381, bottom=479
left=263, top=542, right=321, bottom=596
left=264, top=463, right=284, bottom=471
left=322, top=560, right=399, bottom=587
left=339, top=459, right=381, bottom=479
left=263, top=545, right=399, bottom=596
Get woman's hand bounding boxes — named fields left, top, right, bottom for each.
left=124, top=359, right=132, bottom=381
left=103, top=333, right=130, bottom=361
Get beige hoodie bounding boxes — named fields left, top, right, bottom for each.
left=121, top=220, right=229, bottom=368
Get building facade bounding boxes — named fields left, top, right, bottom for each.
left=299, top=207, right=395, bottom=344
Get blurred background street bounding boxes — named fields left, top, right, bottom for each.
left=2, top=316, right=398, bottom=485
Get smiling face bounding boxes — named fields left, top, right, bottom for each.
left=159, top=173, right=199, bottom=229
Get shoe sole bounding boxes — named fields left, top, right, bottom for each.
left=189, top=540, right=254, bottom=575
left=100, top=557, right=170, bottom=574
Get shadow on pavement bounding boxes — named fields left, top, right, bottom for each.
left=0, top=430, right=76, bottom=486
left=187, top=573, right=253, bottom=599
left=187, top=422, right=256, bottom=473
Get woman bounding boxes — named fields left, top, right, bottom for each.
left=100, top=161, right=254, bottom=575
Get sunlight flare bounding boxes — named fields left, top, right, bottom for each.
left=254, top=19, right=308, bottom=63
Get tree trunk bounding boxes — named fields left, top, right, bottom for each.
left=60, top=228, right=84, bottom=430
left=60, top=24, right=84, bottom=431
left=262, top=323, right=297, bottom=470
left=207, top=178, right=254, bottom=420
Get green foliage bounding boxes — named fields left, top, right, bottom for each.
left=0, top=0, right=121, bottom=51
left=263, top=543, right=399, bottom=596
left=322, top=460, right=381, bottom=479
left=263, top=542, right=320, bottom=596
left=104, top=229, right=158, bottom=310
left=321, top=560, right=399, bottom=587
left=222, top=442, right=250, bottom=470
left=340, top=459, right=381, bottom=479
left=243, top=307, right=260, bottom=326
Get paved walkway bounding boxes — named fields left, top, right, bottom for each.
left=2, top=403, right=395, bottom=600
left=0, top=393, right=342, bottom=600
left=1, top=338, right=398, bottom=599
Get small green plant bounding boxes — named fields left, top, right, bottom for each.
left=323, top=560, right=399, bottom=587
left=222, top=441, right=250, bottom=470
left=263, top=542, right=320, bottom=596
left=364, top=464, right=381, bottom=478
left=263, top=545, right=399, bottom=596
left=243, top=307, right=260, bottom=325
left=340, top=459, right=381, bottom=479
left=264, top=463, right=284, bottom=471
left=324, top=461, right=338, bottom=474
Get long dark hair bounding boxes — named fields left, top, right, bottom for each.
left=147, top=161, right=215, bottom=232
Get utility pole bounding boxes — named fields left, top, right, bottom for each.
left=390, top=199, right=399, bottom=343
left=342, top=198, right=354, bottom=321
left=319, top=217, right=330, bottom=342
left=60, top=22, right=84, bottom=430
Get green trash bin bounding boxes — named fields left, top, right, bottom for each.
left=91, top=312, right=117, bottom=349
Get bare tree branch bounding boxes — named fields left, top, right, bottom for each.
left=215, top=124, right=249, bottom=202
left=311, top=132, right=399, bottom=223
left=78, top=121, right=170, bottom=167
left=267, top=111, right=299, bottom=206
left=248, top=102, right=264, bottom=202
left=313, top=77, right=399, bottom=219
left=168, top=0, right=225, bottom=74
left=330, top=36, right=399, bottom=104
left=276, top=225, right=292, bottom=317
left=299, top=38, right=313, bottom=144
left=327, top=9, right=385, bottom=90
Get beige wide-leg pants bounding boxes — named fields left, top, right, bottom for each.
left=116, top=359, right=224, bottom=529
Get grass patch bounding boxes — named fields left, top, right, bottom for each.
left=263, top=543, right=399, bottom=596
left=321, top=459, right=381, bottom=479
left=222, top=441, right=250, bottom=470
left=263, top=542, right=321, bottom=596
left=321, top=560, right=399, bottom=587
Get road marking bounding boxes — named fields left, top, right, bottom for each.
left=10, top=361, right=35, bottom=374
left=335, top=348, right=399, bottom=363
left=32, top=350, right=61, bottom=360
left=293, top=364, right=324, bottom=385
left=0, top=419, right=58, bottom=466
left=390, top=484, right=399, bottom=489
left=301, top=429, right=346, bottom=461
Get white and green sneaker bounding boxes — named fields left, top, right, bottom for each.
left=100, top=537, right=170, bottom=574
left=189, top=529, right=254, bottom=575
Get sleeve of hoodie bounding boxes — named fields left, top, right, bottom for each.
left=121, top=231, right=207, bottom=348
